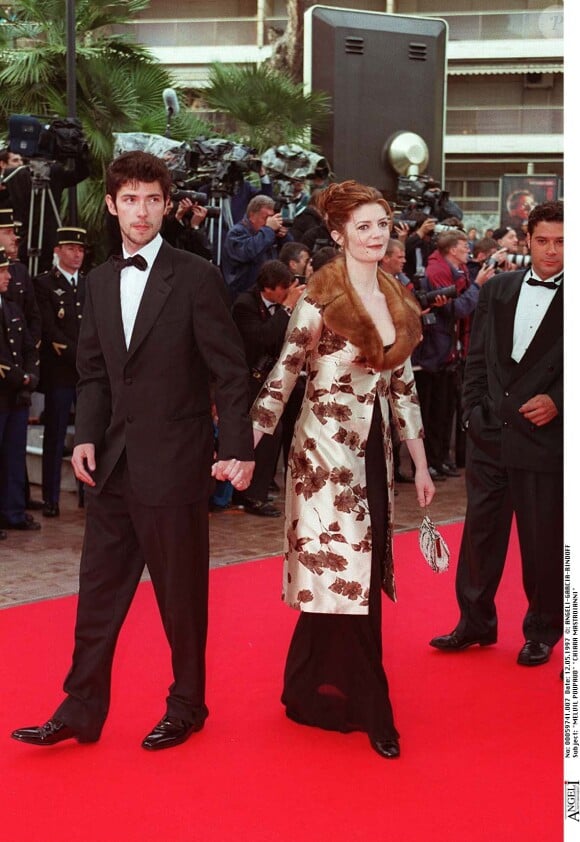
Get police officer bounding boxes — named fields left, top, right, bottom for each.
left=0, top=209, right=42, bottom=346
left=0, top=247, right=40, bottom=534
left=33, top=227, right=87, bottom=517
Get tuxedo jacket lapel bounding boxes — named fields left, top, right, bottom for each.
left=494, top=274, right=522, bottom=371
left=511, top=284, right=563, bottom=381
left=126, top=244, right=173, bottom=361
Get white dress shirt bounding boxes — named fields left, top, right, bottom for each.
left=511, top=268, right=563, bottom=363
left=120, top=234, right=163, bottom=348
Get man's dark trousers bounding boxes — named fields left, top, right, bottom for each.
left=53, top=454, right=210, bottom=739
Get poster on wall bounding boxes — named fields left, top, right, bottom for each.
left=500, top=174, right=562, bottom=234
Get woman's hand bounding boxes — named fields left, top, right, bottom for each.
left=414, top=466, right=435, bottom=507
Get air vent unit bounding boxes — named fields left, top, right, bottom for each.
left=345, top=36, right=364, bottom=55
left=524, top=72, right=554, bottom=89
left=409, top=42, right=427, bottom=61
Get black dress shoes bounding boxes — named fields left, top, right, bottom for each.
left=370, top=736, right=400, bottom=759
left=0, top=514, right=41, bottom=531
left=11, top=718, right=96, bottom=746
left=517, top=640, right=552, bottom=666
left=26, top=499, right=44, bottom=511
left=242, top=498, right=282, bottom=518
left=430, top=629, right=496, bottom=651
left=42, top=503, right=60, bottom=518
left=141, top=716, right=203, bottom=751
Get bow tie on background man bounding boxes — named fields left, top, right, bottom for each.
left=526, top=272, right=563, bottom=290
left=112, top=254, right=148, bottom=272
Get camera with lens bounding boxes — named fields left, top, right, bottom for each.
left=413, top=281, right=458, bottom=325
left=171, top=188, right=221, bottom=220
left=484, top=252, right=531, bottom=271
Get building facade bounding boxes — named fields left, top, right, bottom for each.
left=115, top=0, right=564, bottom=232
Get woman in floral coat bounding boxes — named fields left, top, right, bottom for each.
left=251, top=181, right=434, bottom=758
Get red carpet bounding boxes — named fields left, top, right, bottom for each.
left=1, top=522, right=562, bottom=841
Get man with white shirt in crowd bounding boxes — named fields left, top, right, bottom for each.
left=33, top=227, right=87, bottom=517
left=430, top=201, right=564, bottom=667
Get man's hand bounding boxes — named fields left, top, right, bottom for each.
left=211, top=458, right=255, bottom=491
left=519, top=394, right=558, bottom=426
left=72, top=443, right=96, bottom=486
left=283, top=279, right=306, bottom=310
left=265, top=213, right=284, bottom=233
left=417, top=218, right=436, bottom=239
left=393, top=222, right=410, bottom=243
left=475, top=263, right=497, bottom=287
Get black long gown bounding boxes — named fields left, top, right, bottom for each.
left=281, top=397, right=398, bottom=743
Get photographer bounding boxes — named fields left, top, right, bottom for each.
left=164, top=197, right=212, bottom=262
left=403, top=211, right=437, bottom=278
left=231, top=260, right=305, bottom=516
left=221, top=194, right=293, bottom=301
left=412, top=230, right=495, bottom=480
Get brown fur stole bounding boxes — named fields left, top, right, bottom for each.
left=306, top=255, right=422, bottom=370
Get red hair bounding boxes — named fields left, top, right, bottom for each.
left=314, top=180, right=390, bottom=235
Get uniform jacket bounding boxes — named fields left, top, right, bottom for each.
left=7, top=261, right=42, bottom=345
left=0, top=295, right=39, bottom=410
left=251, top=256, right=424, bottom=613
left=463, top=269, right=563, bottom=473
left=75, top=240, right=254, bottom=506
left=34, top=266, right=86, bottom=390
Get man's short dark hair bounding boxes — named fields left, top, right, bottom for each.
left=527, top=200, right=563, bottom=236
left=256, top=260, right=294, bottom=292
left=106, top=151, right=173, bottom=202
left=473, top=237, right=497, bottom=257
left=279, top=241, right=310, bottom=266
left=311, top=246, right=338, bottom=272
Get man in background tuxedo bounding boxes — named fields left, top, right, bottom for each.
left=430, top=201, right=564, bottom=666
left=12, top=151, right=255, bottom=751
left=232, top=259, right=305, bottom=516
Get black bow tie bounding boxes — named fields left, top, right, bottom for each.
left=526, top=273, right=562, bottom=290
left=112, top=254, right=148, bottom=272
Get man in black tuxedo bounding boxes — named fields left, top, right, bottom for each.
left=430, top=201, right=564, bottom=666
left=232, top=259, right=305, bottom=516
left=12, top=151, right=255, bottom=750
left=34, top=227, right=88, bottom=518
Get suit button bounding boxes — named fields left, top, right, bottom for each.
left=125, top=377, right=133, bottom=385
left=503, top=421, right=508, bottom=426
left=127, top=415, right=134, bottom=423
left=504, top=391, right=509, bottom=396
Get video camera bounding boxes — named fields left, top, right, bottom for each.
left=8, top=114, right=89, bottom=164
left=395, top=174, right=463, bottom=223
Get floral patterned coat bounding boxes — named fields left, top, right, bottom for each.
left=251, top=256, right=424, bottom=615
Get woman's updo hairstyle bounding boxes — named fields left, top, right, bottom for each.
left=314, top=180, right=391, bottom=235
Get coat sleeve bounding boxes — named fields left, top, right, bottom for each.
left=74, top=278, right=112, bottom=446
left=251, top=294, right=322, bottom=433
left=189, top=262, right=254, bottom=461
left=388, top=357, right=424, bottom=441
left=462, top=280, right=490, bottom=421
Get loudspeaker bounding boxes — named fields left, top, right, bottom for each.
left=304, top=7, right=447, bottom=202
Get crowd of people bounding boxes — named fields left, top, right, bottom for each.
left=2, top=147, right=563, bottom=760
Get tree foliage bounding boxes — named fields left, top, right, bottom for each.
left=203, top=62, right=331, bottom=153
left=0, top=0, right=214, bottom=256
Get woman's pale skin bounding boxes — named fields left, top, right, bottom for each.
left=254, top=200, right=435, bottom=508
